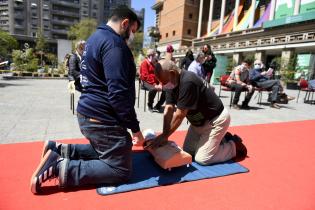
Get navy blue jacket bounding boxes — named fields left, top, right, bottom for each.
left=77, top=24, right=140, bottom=133
left=249, top=68, right=268, bottom=84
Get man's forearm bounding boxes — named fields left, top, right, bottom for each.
left=162, top=105, right=174, bottom=136
left=163, top=106, right=186, bottom=138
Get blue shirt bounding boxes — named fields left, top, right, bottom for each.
left=188, top=60, right=205, bottom=79
left=249, top=67, right=268, bottom=84
left=77, top=24, right=140, bottom=133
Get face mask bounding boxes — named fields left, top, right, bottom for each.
left=163, top=82, right=176, bottom=90
left=254, top=64, right=261, bottom=69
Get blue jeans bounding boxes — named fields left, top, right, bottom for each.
left=60, top=114, right=133, bottom=187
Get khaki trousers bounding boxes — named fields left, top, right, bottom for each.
left=183, top=108, right=236, bottom=165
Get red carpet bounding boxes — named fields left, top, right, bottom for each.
left=1, top=120, right=315, bottom=210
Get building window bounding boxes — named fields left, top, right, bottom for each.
left=166, top=33, right=168, bottom=38
left=172, top=30, right=175, bottom=36
left=187, top=29, right=191, bottom=35
left=189, top=13, right=193, bottom=19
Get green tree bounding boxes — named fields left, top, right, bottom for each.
left=283, top=53, right=298, bottom=82
left=0, top=30, right=18, bottom=59
left=12, top=48, right=39, bottom=72
left=68, top=18, right=97, bottom=41
left=46, top=53, right=57, bottom=67
left=130, top=32, right=144, bottom=59
left=35, top=30, right=47, bottom=66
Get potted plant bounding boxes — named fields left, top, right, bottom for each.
left=282, top=53, right=299, bottom=90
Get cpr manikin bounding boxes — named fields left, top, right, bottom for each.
left=142, top=129, right=192, bottom=170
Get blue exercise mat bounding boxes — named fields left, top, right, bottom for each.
left=97, top=152, right=249, bottom=195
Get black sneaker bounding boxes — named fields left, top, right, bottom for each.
left=30, top=150, right=62, bottom=194
left=42, top=141, right=58, bottom=158
left=241, top=104, right=251, bottom=110
left=232, top=104, right=241, bottom=110
left=148, top=104, right=154, bottom=112
left=42, top=141, right=68, bottom=159
left=232, top=134, right=247, bottom=161
left=153, top=105, right=162, bottom=113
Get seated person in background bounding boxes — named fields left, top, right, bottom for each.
left=188, top=52, right=206, bottom=80
left=249, top=60, right=294, bottom=109
left=149, top=59, right=247, bottom=166
left=226, top=59, right=255, bottom=110
left=140, top=49, right=166, bottom=112
left=180, top=49, right=194, bottom=71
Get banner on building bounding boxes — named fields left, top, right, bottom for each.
left=275, top=0, right=296, bottom=19
left=300, top=0, right=315, bottom=14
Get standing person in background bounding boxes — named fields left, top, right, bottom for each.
left=156, top=50, right=161, bottom=61
left=140, top=49, right=166, bottom=112
left=165, top=44, right=175, bottom=62
left=188, top=52, right=206, bottom=80
left=68, top=40, right=86, bottom=92
left=202, top=44, right=217, bottom=84
left=180, top=49, right=194, bottom=71
left=30, top=5, right=144, bottom=194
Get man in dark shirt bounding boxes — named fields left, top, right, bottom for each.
left=30, top=6, right=144, bottom=194
left=149, top=60, right=247, bottom=166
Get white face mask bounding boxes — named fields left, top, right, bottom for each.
left=127, top=31, right=135, bottom=45
left=163, top=82, right=176, bottom=90
left=254, top=64, right=261, bottom=69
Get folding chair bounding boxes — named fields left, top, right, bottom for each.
left=296, top=79, right=315, bottom=104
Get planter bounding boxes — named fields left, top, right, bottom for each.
left=286, top=82, right=298, bottom=90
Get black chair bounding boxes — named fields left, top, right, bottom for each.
left=137, top=79, right=149, bottom=112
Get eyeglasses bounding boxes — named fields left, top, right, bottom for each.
left=254, top=63, right=261, bottom=65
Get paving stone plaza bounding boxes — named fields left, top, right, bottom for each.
left=0, top=78, right=314, bottom=144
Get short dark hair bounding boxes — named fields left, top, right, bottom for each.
left=243, top=58, right=253, bottom=66
left=110, top=5, right=140, bottom=29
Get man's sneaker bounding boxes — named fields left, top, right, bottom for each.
left=232, top=104, right=240, bottom=110
left=270, top=102, right=281, bottom=109
left=153, top=105, right=162, bottom=113
left=42, top=141, right=58, bottom=158
left=241, top=103, right=251, bottom=110
left=231, top=134, right=247, bottom=161
left=148, top=104, right=154, bottom=112
left=287, top=95, right=295, bottom=101
left=30, top=150, right=62, bottom=194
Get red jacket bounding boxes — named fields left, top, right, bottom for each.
left=140, top=59, right=157, bottom=85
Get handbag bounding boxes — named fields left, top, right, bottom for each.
left=267, top=92, right=288, bottom=104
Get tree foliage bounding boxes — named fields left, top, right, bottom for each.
left=67, top=19, right=97, bottom=41
left=35, top=30, right=47, bottom=53
left=0, top=30, right=18, bottom=59
left=130, top=32, right=144, bottom=60
left=12, top=48, right=39, bottom=72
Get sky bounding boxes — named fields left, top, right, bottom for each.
left=131, top=0, right=156, bottom=44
